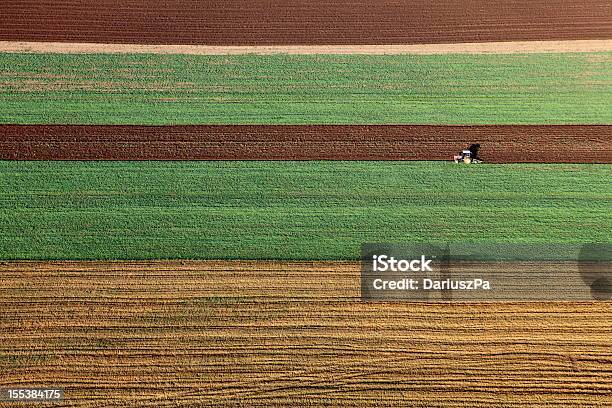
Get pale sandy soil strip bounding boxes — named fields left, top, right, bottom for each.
left=1, top=40, right=611, bottom=55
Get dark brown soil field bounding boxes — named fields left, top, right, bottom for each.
left=1, top=125, right=610, bottom=162
left=1, top=261, right=610, bottom=407
left=1, top=1, right=611, bottom=45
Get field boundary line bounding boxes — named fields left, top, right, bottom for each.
left=1, top=40, right=611, bottom=55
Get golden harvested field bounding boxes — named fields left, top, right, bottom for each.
left=1, top=261, right=610, bottom=407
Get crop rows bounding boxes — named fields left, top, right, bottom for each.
left=1, top=53, right=610, bottom=125
left=0, top=161, right=609, bottom=260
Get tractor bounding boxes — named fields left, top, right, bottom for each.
left=453, top=143, right=482, bottom=164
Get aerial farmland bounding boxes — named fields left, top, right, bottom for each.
left=0, top=1, right=610, bottom=407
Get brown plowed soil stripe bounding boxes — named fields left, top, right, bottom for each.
left=1, top=261, right=610, bottom=407
left=1, top=125, right=610, bottom=163
left=1, top=1, right=611, bottom=45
